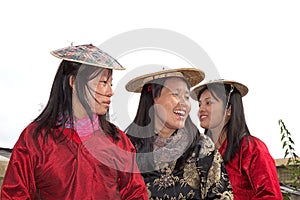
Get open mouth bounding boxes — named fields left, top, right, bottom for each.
left=173, top=110, right=186, bottom=117
left=199, top=114, right=208, bottom=121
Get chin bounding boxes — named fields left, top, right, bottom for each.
left=95, top=111, right=108, bottom=116
left=200, top=124, right=208, bottom=129
left=176, top=124, right=185, bottom=129
left=99, top=108, right=110, bottom=114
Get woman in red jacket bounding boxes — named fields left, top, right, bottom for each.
left=1, top=44, right=148, bottom=199
left=191, top=79, right=282, bottom=199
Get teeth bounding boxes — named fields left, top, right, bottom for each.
left=174, top=110, right=185, bottom=116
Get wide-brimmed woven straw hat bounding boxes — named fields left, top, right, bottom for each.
left=126, top=68, right=205, bottom=93
left=50, top=44, right=125, bottom=70
left=191, top=79, right=248, bottom=100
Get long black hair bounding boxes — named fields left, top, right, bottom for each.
left=33, top=60, right=119, bottom=141
left=125, top=77, right=200, bottom=172
left=197, top=83, right=250, bottom=163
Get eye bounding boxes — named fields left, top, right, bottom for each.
left=199, top=100, right=213, bottom=107
left=206, top=101, right=212, bottom=105
left=99, top=81, right=107, bottom=86
left=99, top=81, right=112, bottom=87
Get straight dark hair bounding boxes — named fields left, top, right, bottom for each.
left=125, top=77, right=200, bottom=172
left=197, top=83, right=250, bottom=163
left=33, top=60, right=119, bottom=142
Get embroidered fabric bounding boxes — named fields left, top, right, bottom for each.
left=144, top=130, right=234, bottom=199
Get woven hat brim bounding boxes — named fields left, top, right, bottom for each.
left=126, top=68, right=205, bottom=93
left=191, top=79, right=248, bottom=100
left=50, top=44, right=125, bottom=70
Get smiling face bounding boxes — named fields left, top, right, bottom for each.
left=198, top=89, right=230, bottom=135
left=153, top=78, right=191, bottom=137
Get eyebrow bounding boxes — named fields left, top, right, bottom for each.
left=199, top=97, right=211, bottom=101
left=100, top=76, right=112, bottom=81
left=169, top=89, right=190, bottom=95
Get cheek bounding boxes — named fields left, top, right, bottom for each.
left=211, top=108, right=224, bottom=122
left=86, top=92, right=95, bottom=106
left=154, top=104, right=167, bottom=120
left=156, top=97, right=174, bottom=111
left=186, top=101, right=191, bottom=113
left=86, top=92, right=102, bottom=111
left=95, top=86, right=107, bottom=96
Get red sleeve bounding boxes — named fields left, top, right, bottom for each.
left=242, top=136, right=282, bottom=199
left=118, top=157, right=149, bottom=200
left=1, top=126, right=36, bottom=199
left=116, top=129, right=148, bottom=200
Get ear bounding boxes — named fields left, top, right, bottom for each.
left=226, top=105, right=231, bottom=117
left=69, top=76, right=75, bottom=89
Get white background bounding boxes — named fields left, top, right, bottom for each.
left=0, top=0, right=299, bottom=159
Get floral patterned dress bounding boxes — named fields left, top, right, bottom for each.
left=141, top=129, right=233, bottom=199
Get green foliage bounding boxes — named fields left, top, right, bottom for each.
left=282, top=193, right=290, bottom=200
left=279, top=119, right=300, bottom=189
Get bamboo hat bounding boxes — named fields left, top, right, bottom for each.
left=50, top=44, right=125, bottom=70
left=191, top=79, right=248, bottom=100
left=126, top=68, right=205, bottom=93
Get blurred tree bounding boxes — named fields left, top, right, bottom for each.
left=279, top=119, right=300, bottom=199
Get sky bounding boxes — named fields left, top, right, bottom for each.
left=0, top=0, right=299, bottom=159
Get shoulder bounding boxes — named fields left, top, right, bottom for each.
left=242, top=135, right=269, bottom=151
left=116, top=128, right=128, bottom=138
left=9, top=123, right=43, bottom=159
left=15, top=123, right=37, bottom=145
left=240, top=135, right=273, bottom=159
left=115, top=128, right=136, bottom=152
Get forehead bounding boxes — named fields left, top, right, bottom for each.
left=163, top=77, right=188, bottom=90
left=199, top=89, right=224, bottom=103
left=92, top=69, right=112, bottom=79
left=199, top=89, right=211, bottom=96
left=199, top=89, right=215, bottom=100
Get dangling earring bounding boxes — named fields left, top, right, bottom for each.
left=223, top=85, right=234, bottom=118
left=226, top=106, right=231, bottom=116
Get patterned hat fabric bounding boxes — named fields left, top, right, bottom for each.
left=50, top=44, right=125, bottom=70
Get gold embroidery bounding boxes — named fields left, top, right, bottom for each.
left=207, top=152, right=222, bottom=190
left=153, top=161, right=179, bottom=190
left=186, top=190, right=196, bottom=198
left=182, top=159, right=200, bottom=189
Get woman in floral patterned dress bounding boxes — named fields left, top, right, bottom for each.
left=125, top=68, right=233, bottom=199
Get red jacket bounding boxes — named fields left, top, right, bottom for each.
left=1, top=123, right=148, bottom=199
left=219, top=135, right=282, bottom=200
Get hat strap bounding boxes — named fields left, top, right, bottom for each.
left=224, top=85, right=234, bottom=110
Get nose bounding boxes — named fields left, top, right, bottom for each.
left=198, top=101, right=206, bottom=112
left=178, top=94, right=188, bottom=105
left=197, top=102, right=205, bottom=119
left=106, top=85, right=114, bottom=97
